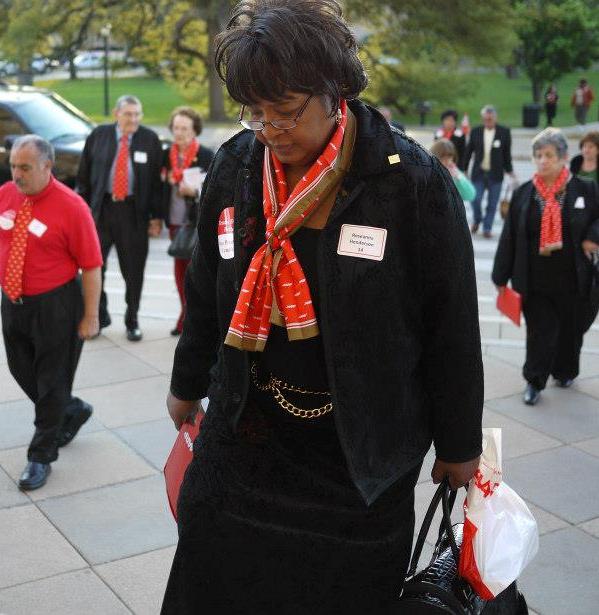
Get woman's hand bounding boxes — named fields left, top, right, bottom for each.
left=495, top=285, right=506, bottom=295
left=167, top=392, right=203, bottom=430
left=178, top=181, right=198, bottom=198
left=582, top=239, right=599, bottom=259
left=432, top=456, right=480, bottom=490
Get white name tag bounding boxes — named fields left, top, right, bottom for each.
left=28, top=218, right=47, bottom=237
left=337, top=224, right=387, bottom=261
left=493, top=139, right=501, bottom=148
left=218, top=207, right=235, bottom=260
left=574, top=196, right=585, bottom=209
left=0, top=215, right=14, bottom=230
left=133, top=151, right=148, bottom=164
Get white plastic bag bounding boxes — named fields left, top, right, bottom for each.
left=458, top=428, right=539, bottom=599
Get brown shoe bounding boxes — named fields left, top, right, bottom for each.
left=483, top=230, right=492, bottom=239
left=470, top=223, right=479, bottom=234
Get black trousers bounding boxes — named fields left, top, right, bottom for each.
left=523, top=292, right=588, bottom=389
left=1, top=279, right=85, bottom=463
left=97, top=196, right=148, bottom=328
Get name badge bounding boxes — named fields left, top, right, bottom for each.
left=574, top=196, right=585, bottom=209
left=133, top=151, right=148, bottom=164
left=28, top=218, right=48, bottom=237
left=218, top=207, right=235, bottom=260
left=337, top=224, right=387, bottom=261
left=493, top=139, right=501, bottom=148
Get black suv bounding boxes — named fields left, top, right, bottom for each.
left=0, top=85, right=95, bottom=187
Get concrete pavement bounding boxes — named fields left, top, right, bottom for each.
left=1, top=128, right=599, bottom=614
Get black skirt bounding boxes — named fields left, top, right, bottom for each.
left=161, top=387, right=421, bottom=615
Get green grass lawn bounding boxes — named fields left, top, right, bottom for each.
left=36, top=76, right=190, bottom=125
left=37, top=69, right=599, bottom=129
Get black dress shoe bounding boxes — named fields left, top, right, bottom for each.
left=19, top=462, right=51, bottom=491
left=523, top=384, right=541, bottom=406
left=555, top=378, right=574, bottom=388
left=126, top=327, right=143, bottom=342
left=170, top=327, right=182, bottom=337
left=470, top=223, right=479, bottom=234
left=58, top=402, right=93, bottom=447
left=99, top=313, right=112, bottom=329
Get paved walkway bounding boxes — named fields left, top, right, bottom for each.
left=1, top=129, right=599, bottom=614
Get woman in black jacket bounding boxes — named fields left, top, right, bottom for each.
left=570, top=130, right=599, bottom=184
left=162, top=107, right=214, bottom=335
left=493, top=128, right=599, bottom=406
left=162, top=1, right=483, bottom=613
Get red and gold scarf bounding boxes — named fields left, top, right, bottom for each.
left=225, top=99, right=355, bottom=352
left=169, top=140, right=200, bottom=184
left=533, top=166, right=569, bottom=255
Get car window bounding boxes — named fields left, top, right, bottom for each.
left=0, top=106, right=25, bottom=144
left=15, top=95, right=91, bottom=142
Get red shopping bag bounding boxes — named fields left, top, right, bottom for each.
left=164, top=413, right=202, bottom=521
left=496, top=286, right=522, bottom=327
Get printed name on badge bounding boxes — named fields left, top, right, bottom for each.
left=28, top=218, right=48, bottom=237
left=218, top=207, right=235, bottom=260
left=493, top=139, right=501, bottom=148
left=574, top=196, right=585, bottom=209
left=337, top=224, right=387, bottom=261
left=133, top=151, right=148, bottom=164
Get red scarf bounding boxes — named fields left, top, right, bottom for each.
left=532, top=166, right=569, bottom=255
left=169, top=140, right=200, bottom=183
left=225, top=100, right=351, bottom=352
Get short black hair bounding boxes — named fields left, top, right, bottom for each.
left=215, top=0, right=368, bottom=110
left=441, top=109, right=458, bottom=122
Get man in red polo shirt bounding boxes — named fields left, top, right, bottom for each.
left=0, top=135, right=102, bottom=490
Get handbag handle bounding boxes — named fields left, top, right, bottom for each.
left=406, top=478, right=461, bottom=579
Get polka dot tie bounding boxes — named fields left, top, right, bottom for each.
left=3, top=199, right=33, bottom=302
left=112, top=134, right=129, bottom=201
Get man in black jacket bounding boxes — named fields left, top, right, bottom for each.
left=464, top=105, right=516, bottom=238
left=76, top=94, right=163, bottom=341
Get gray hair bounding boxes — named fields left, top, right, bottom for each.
left=480, top=104, right=497, bottom=117
left=114, top=94, right=142, bottom=111
left=532, top=128, right=568, bottom=159
left=12, top=134, right=55, bottom=164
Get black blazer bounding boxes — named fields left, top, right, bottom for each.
left=570, top=155, right=599, bottom=183
left=492, top=177, right=599, bottom=298
left=161, top=143, right=214, bottom=226
left=76, top=124, right=163, bottom=223
left=464, top=124, right=513, bottom=182
left=170, top=100, right=483, bottom=505
left=434, top=128, right=467, bottom=171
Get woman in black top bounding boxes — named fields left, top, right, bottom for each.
left=162, top=107, right=214, bottom=335
left=493, top=128, right=599, bottom=406
left=162, top=1, right=483, bottom=613
left=570, top=130, right=599, bottom=184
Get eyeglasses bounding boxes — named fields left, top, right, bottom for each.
left=238, top=95, right=313, bottom=132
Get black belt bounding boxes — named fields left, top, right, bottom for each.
left=2, top=278, right=78, bottom=306
left=104, top=193, right=135, bottom=203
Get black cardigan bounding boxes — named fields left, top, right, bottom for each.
left=570, top=154, right=599, bottom=183
left=161, top=144, right=214, bottom=226
left=492, top=177, right=599, bottom=298
left=170, top=100, right=483, bottom=505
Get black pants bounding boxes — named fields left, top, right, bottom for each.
left=523, top=292, right=587, bottom=389
left=97, top=196, right=148, bottom=328
left=1, top=279, right=85, bottom=463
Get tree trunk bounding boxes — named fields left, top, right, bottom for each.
left=532, top=80, right=542, bottom=104
left=68, top=55, right=78, bottom=80
left=207, top=12, right=226, bottom=121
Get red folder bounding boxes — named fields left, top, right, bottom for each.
left=164, top=413, right=203, bottom=521
left=496, top=287, right=522, bottom=327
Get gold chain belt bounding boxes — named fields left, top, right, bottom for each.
left=250, top=362, right=333, bottom=419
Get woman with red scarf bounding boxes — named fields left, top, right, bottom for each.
left=162, top=1, right=483, bottom=613
left=493, top=128, right=599, bottom=406
left=163, top=107, right=214, bottom=335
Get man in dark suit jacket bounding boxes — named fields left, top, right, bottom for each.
left=77, top=95, right=163, bottom=341
left=464, top=105, right=516, bottom=238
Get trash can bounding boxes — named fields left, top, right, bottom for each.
left=522, top=104, right=541, bottom=128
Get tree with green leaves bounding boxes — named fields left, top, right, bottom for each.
left=514, top=0, right=599, bottom=103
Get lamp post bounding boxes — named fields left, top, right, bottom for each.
left=100, top=23, right=112, bottom=117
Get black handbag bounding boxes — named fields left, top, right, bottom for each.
left=167, top=223, right=197, bottom=259
left=398, top=479, right=528, bottom=615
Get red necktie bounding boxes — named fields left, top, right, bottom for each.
left=112, top=134, right=129, bottom=200
left=3, top=199, right=33, bottom=301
